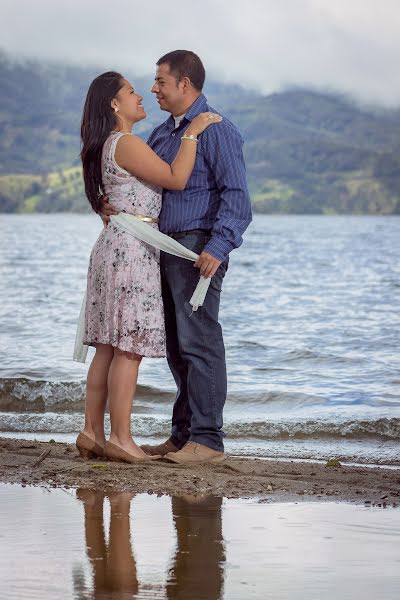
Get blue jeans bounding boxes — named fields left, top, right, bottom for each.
left=160, top=231, right=228, bottom=452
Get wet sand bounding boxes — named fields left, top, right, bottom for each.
left=1, top=437, right=399, bottom=505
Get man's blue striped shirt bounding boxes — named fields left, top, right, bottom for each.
left=147, top=94, right=252, bottom=261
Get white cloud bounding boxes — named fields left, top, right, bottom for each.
left=1, top=0, right=400, bottom=105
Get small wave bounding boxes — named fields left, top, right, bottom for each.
left=1, top=377, right=329, bottom=413
left=2, top=378, right=399, bottom=424
left=6, top=378, right=397, bottom=414
left=254, top=368, right=289, bottom=372
left=227, top=391, right=326, bottom=409
left=0, top=378, right=173, bottom=413
left=363, top=397, right=400, bottom=408
left=226, top=417, right=400, bottom=441
left=1, top=411, right=398, bottom=442
left=283, top=350, right=351, bottom=364
left=0, top=378, right=86, bottom=412
left=0, top=413, right=171, bottom=436
left=236, top=340, right=271, bottom=350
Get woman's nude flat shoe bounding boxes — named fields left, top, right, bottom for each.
left=76, top=432, right=105, bottom=460
left=104, top=441, right=161, bottom=463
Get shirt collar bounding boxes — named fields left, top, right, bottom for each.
left=165, top=94, right=208, bottom=129
left=184, top=94, right=208, bottom=122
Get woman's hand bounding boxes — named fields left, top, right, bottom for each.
left=186, top=112, right=222, bottom=137
left=100, top=196, right=119, bottom=225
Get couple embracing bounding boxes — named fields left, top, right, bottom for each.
left=75, top=50, right=252, bottom=465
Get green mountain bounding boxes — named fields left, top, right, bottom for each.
left=1, top=52, right=399, bottom=214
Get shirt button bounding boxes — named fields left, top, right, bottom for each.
left=171, top=133, right=175, bottom=137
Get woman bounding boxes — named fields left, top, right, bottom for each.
left=76, top=71, right=221, bottom=463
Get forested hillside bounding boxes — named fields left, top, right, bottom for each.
left=1, top=53, right=399, bottom=214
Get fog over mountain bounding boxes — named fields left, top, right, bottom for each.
left=1, top=0, right=400, bottom=106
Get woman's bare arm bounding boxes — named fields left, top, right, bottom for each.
left=114, top=112, right=221, bottom=190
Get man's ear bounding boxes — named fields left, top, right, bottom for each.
left=181, top=76, right=192, bottom=92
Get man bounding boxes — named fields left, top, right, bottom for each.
left=104, top=50, right=252, bottom=464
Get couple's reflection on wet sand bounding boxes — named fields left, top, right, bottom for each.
left=74, top=489, right=225, bottom=600
left=73, top=490, right=138, bottom=599
left=167, top=495, right=225, bottom=600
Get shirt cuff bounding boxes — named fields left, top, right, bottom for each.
left=203, top=236, right=233, bottom=262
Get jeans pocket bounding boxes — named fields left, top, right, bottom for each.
left=177, top=234, right=208, bottom=256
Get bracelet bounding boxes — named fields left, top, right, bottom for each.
left=181, top=134, right=198, bottom=142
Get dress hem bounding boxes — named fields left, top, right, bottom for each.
left=83, top=339, right=166, bottom=359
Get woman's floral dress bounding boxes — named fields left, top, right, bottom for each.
left=83, top=131, right=166, bottom=357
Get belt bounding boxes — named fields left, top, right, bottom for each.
left=168, top=228, right=211, bottom=240
left=133, top=214, right=159, bottom=224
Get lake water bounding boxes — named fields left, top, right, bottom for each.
left=0, top=214, right=399, bottom=465
left=0, top=484, right=399, bottom=600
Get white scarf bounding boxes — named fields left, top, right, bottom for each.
left=73, top=213, right=212, bottom=363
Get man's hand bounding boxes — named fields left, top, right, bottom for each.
left=194, top=251, right=222, bottom=278
left=100, top=196, right=119, bottom=226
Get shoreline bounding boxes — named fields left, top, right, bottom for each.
left=1, top=437, right=399, bottom=505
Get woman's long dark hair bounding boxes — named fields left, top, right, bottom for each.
left=80, top=71, right=124, bottom=213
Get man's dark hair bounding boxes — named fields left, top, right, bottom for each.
left=156, top=50, right=206, bottom=91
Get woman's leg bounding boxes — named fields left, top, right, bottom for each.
left=107, top=349, right=147, bottom=458
left=83, top=343, right=114, bottom=447
left=107, top=491, right=138, bottom=592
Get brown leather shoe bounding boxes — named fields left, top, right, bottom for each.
left=140, top=439, right=179, bottom=457
left=76, top=432, right=105, bottom=460
left=164, top=441, right=225, bottom=465
left=104, top=441, right=161, bottom=463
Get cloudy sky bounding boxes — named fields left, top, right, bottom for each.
left=1, top=0, right=400, bottom=106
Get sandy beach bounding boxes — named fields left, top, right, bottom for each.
left=1, top=437, right=399, bottom=505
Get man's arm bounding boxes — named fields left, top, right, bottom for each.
left=196, top=121, right=252, bottom=274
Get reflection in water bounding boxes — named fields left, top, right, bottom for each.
left=74, top=490, right=225, bottom=600
left=167, top=495, right=225, bottom=600
left=74, top=490, right=138, bottom=599
left=1, top=482, right=399, bottom=600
